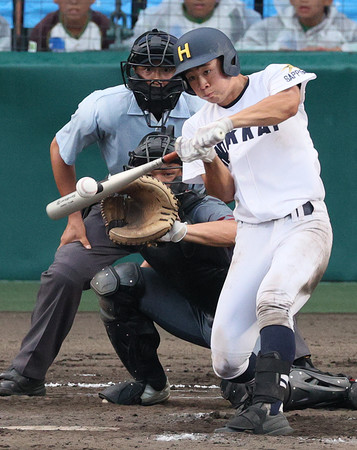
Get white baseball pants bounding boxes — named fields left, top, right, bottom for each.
left=211, top=200, right=333, bottom=380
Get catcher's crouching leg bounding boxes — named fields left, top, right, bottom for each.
left=90, top=263, right=169, bottom=405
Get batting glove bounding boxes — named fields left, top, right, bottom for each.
left=175, top=117, right=233, bottom=163
left=175, top=137, right=217, bottom=163
left=159, top=221, right=187, bottom=243
left=194, top=117, right=233, bottom=148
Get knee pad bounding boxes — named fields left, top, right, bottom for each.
left=91, top=262, right=144, bottom=297
left=90, top=262, right=145, bottom=320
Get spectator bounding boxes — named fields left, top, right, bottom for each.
left=263, top=0, right=357, bottom=22
left=123, top=0, right=261, bottom=46
left=235, top=0, right=357, bottom=51
left=28, top=0, right=114, bottom=52
left=23, top=1, right=126, bottom=28
left=0, top=14, right=11, bottom=51
left=0, top=1, right=13, bottom=27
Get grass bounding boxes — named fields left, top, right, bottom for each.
left=0, top=281, right=356, bottom=313
left=0, top=281, right=99, bottom=312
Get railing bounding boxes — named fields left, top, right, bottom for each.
left=0, top=0, right=356, bottom=51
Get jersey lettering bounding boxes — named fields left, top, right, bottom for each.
left=283, top=69, right=306, bottom=82
left=242, top=127, right=254, bottom=141
left=215, top=141, right=230, bottom=166
left=226, top=130, right=238, bottom=146
left=215, top=125, right=280, bottom=165
left=258, top=126, right=272, bottom=136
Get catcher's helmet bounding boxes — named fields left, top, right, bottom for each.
left=284, top=366, right=357, bottom=410
left=173, top=27, right=240, bottom=95
left=127, top=125, right=180, bottom=169
left=126, top=126, right=193, bottom=197
left=121, top=29, right=184, bottom=127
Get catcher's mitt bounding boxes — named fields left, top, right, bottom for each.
left=101, top=175, right=179, bottom=246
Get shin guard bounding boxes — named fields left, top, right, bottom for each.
left=253, top=352, right=291, bottom=405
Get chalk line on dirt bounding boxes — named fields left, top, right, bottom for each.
left=0, top=426, right=119, bottom=431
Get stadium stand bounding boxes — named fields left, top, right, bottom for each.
left=0, top=0, right=355, bottom=51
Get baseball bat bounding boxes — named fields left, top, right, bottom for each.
left=46, top=151, right=179, bottom=220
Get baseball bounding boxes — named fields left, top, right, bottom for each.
left=76, top=177, right=98, bottom=198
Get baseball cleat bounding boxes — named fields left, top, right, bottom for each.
left=215, top=403, right=293, bottom=436
left=99, top=378, right=170, bottom=405
left=0, top=368, right=46, bottom=396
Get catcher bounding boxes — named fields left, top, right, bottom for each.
left=91, top=129, right=357, bottom=409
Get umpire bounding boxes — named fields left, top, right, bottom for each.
left=0, top=29, right=203, bottom=396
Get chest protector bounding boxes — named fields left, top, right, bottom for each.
left=140, top=190, right=232, bottom=315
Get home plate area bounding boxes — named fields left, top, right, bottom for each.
left=1, top=312, right=356, bottom=449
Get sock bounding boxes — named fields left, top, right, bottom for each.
left=260, top=325, right=295, bottom=363
left=260, top=325, right=295, bottom=415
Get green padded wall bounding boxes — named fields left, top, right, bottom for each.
left=0, top=52, right=356, bottom=280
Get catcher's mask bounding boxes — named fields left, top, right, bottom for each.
left=121, top=29, right=185, bottom=127
left=173, top=27, right=240, bottom=95
left=126, top=126, right=189, bottom=197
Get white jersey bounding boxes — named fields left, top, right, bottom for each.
left=182, top=64, right=325, bottom=223
left=235, top=4, right=357, bottom=52
left=123, top=0, right=261, bottom=47
left=48, top=21, right=103, bottom=51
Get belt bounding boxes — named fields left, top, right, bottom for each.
left=287, top=201, right=314, bottom=219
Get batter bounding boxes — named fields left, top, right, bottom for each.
left=173, top=27, right=333, bottom=435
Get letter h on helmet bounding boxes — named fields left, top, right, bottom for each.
left=173, top=27, right=240, bottom=95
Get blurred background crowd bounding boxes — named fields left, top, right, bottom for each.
left=0, top=0, right=356, bottom=52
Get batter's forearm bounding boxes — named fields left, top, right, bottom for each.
left=229, top=86, right=300, bottom=128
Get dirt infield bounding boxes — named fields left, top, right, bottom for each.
left=1, top=312, right=356, bottom=449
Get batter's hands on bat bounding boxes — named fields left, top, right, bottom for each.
left=194, top=117, right=233, bottom=147
left=158, top=221, right=187, bottom=243
left=175, top=136, right=217, bottom=163
left=175, top=117, right=233, bottom=163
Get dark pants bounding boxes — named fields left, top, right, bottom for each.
left=12, top=205, right=132, bottom=379
left=12, top=202, right=310, bottom=380
left=137, top=268, right=310, bottom=358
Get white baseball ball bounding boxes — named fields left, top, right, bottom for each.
left=76, top=177, right=98, bottom=198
